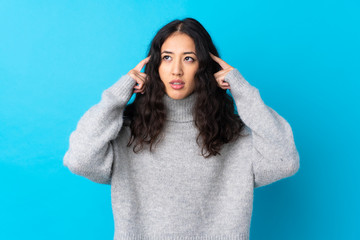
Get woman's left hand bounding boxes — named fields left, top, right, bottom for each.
left=209, top=52, right=235, bottom=90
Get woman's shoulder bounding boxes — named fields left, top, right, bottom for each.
left=113, top=119, right=131, bottom=145
left=225, top=124, right=252, bottom=150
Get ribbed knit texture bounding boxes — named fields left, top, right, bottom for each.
left=163, top=92, right=196, bottom=122
left=63, top=69, right=300, bottom=240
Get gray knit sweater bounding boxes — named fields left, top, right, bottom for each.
left=63, top=68, right=300, bottom=240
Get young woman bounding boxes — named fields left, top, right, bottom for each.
left=64, top=18, right=300, bottom=240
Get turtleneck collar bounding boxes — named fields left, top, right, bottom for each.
left=163, top=92, right=196, bottom=122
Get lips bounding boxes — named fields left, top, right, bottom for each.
left=170, top=79, right=185, bottom=84
left=169, top=79, right=185, bottom=90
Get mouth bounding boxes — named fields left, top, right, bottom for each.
left=169, top=79, right=185, bottom=90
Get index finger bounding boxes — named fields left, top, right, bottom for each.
left=209, top=52, right=229, bottom=70
left=134, top=55, right=151, bottom=72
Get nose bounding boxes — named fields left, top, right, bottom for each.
left=171, top=58, right=183, bottom=76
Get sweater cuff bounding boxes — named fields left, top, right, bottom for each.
left=224, top=68, right=251, bottom=94
left=105, top=74, right=136, bottom=100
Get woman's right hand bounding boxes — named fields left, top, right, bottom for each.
left=128, top=56, right=151, bottom=94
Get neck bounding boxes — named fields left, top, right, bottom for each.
left=163, top=93, right=196, bottom=122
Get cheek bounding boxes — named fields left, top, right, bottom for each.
left=189, top=67, right=198, bottom=89
left=190, top=66, right=198, bottom=80
left=189, top=75, right=197, bottom=89
left=158, top=64, right=169, bottom=77
left=158, top=65, right=165, bottom=81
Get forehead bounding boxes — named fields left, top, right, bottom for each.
left=161, top=33, right=196, bottom=52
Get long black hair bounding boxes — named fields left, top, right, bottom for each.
left=124, top=18, right=246, bottom=158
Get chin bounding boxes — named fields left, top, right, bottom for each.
left=168, top=95, right=184, bottom=100
left=167, top=92, right=188, bottom=100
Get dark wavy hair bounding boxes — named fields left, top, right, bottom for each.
left=123, top=17, right=247, bottom=158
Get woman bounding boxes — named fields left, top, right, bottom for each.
left=64, top=18, right=300, bottom=239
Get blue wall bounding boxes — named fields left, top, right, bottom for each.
left=0, top=0, right=359, bottom=239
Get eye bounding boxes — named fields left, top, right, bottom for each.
left=185, top=56, right=195, bottom=62
left=162, top=55, right=171, bottom=61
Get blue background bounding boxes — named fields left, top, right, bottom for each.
left=1, top=0, right=359, bottom=239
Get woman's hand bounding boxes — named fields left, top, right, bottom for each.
left=209, top=52, right=235, bottom=90
left=128, top=56, right=151, bottom=94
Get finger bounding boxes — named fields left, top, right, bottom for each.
left=218, top=84, right=230, bottom=90
left=216, top=79, right=224, bottom=87
left=133, top=79, right=145, bottom=92
left=133, top=73, right=145, bottom=89
left=216, top=78, right=230, bottom=88
left=209, top=52, right=229, bottom=70
left=128, top=72, right=138, bottom=83
left=133, top=89, right=145, bottom=94
left=133, top=71, right=146, bottom=81
left=133, top=87, right=145, bottom=94
left=134, top=55, right=151, bottom=72
left=134, top=80, right=144, bottom=90
left=130, top=70, right=147, bottom=82
left=214, top=67, right=234, bottom=80
left=219, top=81, right=230, bottom=89
left=213, top=70, right=227, bottom=80
left=130, top=71, right=144, bottom=84
left=129, top=75, right=143, bottom=92
left=137, top=72, right=148, bottom=80
left=222, top=81, right=230, bottom=86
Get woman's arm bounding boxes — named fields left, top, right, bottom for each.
left=63, top=74, right=136, bottom=184
left=225, top=69, right=300, bottom=188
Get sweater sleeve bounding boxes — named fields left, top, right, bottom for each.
left=63, top=74, right=136, bottom=185
left=225, top=69, right=300, bottom=188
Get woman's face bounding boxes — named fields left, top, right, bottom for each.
left=158, top=32, right=199, bottom=100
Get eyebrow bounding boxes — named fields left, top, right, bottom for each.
left=161, top=51, right=197, bottom=56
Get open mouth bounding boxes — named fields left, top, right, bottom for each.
left=170, top=80, right=185, bottom=90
